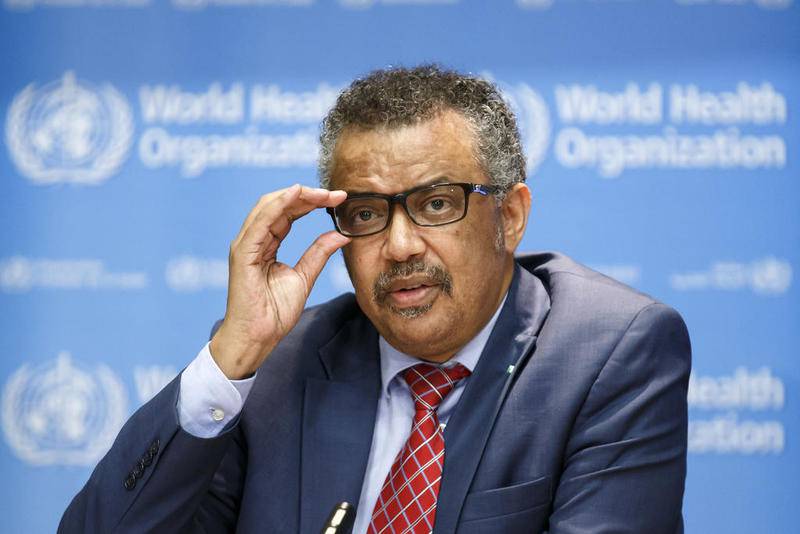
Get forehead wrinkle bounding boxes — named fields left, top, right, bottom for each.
left=337, top=163, right=463, bottom=196
left=330, top=111, right=483, bottom=192
left=344, top=175, right=457, bottom=196
left=333, top=147, right=457, bottom=192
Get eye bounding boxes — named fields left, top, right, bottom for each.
left=342, top=200, right=387, bottom=228
left=423, top=196, right=454, bottom=213
left=428, top=198, right=446, bottom=211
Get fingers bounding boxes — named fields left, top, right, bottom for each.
left=235, top=185, right=301, bottom=251
left=233, top=185, right=347, bottom=261
left=294, top=231, right=351, bottom=295
left=236, top=185, right=294, bottom=235
left=267, top=186, right=346, bottom=243
left=292, top=185, right=348, bottom=216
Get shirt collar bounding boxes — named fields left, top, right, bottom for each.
left=378, top=292, right=508, bottom=396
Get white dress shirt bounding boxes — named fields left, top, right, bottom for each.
left=178, top=344, right=255, bottom=438
left=177, top=295, right=506, bottom=533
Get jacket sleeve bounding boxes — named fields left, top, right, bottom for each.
left=548, top=303, right=692, bottom=534
left=58, top=374, right=246, bottom=533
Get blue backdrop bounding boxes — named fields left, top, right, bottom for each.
left=1, top=1, right=798, bottom=532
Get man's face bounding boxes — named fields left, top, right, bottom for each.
left=329, top=110, right=516, bottom=362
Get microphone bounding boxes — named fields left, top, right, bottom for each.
left=321, top=502, right=355, bottom=534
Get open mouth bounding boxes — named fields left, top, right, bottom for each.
left=388, top=282, right=440, bottom=307
left=372, top=261, right=453, bottom=311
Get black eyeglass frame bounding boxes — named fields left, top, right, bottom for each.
left=326, top=182, right=501, bottom=238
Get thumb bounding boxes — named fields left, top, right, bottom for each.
left=294, top=231, right=351, bottom=294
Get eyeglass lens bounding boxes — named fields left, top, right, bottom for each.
left=335, top=184, right=467, bottom=236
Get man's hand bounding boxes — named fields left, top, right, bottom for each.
left=209, top=184, right=350, bottom=379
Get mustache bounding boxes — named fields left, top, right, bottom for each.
left=372, top=261, right=453, bottom=304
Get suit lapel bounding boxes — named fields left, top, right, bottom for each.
left=299, top=314, right=381, bottom=534
left=434, top=265, right=552, bottom=533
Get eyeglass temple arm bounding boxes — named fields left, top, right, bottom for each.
left=472, top=184, right=498, bottom=195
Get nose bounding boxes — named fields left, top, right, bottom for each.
left=382, top=204, right=426, bottom=263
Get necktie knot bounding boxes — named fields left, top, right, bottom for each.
left=403, top=362, right=471, bottom=413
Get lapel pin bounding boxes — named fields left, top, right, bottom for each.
left=507, top=365, right=516, bottom=375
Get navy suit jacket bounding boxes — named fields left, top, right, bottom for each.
left=60, top=252, right=691, bottom=533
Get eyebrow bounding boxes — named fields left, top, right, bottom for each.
left=344, top=176, right=454, bottom=196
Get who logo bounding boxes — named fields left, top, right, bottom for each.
left=499, top=82, right=552, bottom=176
left=5, top=71, right=133, bottom=186
left=1, top=352, right=128, bottom=466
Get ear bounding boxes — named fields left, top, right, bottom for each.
left=500, top=183, right=531, bottom=254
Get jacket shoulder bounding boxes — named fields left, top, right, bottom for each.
left=517, top=251, right=681, bottom=333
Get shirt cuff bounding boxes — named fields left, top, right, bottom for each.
left=177, top=342, right=257, bottom=438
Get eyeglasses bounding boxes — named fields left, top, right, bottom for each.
left=327, top=182, right=500, bottom=237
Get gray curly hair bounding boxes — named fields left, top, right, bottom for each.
left=318, top=65, right=526, bottom=194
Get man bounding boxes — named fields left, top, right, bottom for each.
left=60, top=65, right=691, bottom=533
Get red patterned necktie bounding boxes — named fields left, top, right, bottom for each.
left=368, top=362, right=471, bottom=534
